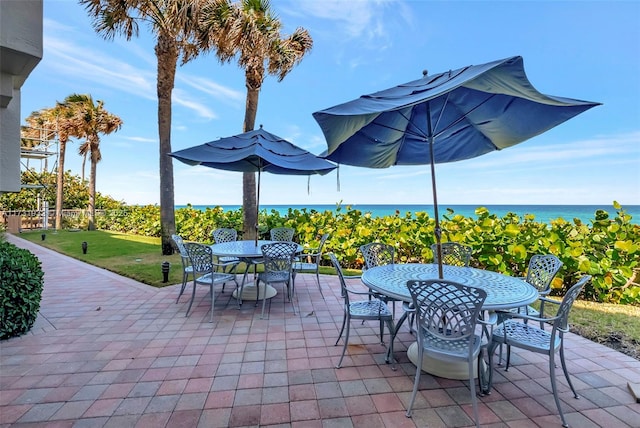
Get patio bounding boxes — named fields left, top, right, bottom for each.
left=1, top=234, right=639, bottom=427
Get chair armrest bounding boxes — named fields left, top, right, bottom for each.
left=344, top=286, right=383, bottom=299
left=503, top=311, right=559, bottom=325
left=214, top=260, right=240, bottom=270
left=538, top=296, right=561, bottom=305
left=478, top=312, right=498, bottom=326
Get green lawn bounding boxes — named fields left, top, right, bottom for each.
left=15, top=229, right=640, bottom=358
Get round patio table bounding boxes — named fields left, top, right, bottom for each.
left=210, top=240, right=302, bottom=305
left=361, top=263, right=538, bottom=383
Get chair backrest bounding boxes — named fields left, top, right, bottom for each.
left=261, top=241, right=298, bottom=275
left=270, top=227, right=295, bottom=241
left=172, top=234, right=191, bottom=270
left=408, top=279, right=486, bottom=345
left=431, top=242, right=472, bottom=267
left=526, top=254, right=563, bottom=294
left=212, top=228, right=237, bottom=244
left=329, top=253, right=350, bottom=304
left=313, top=233, right=330, bottom=261
left=184, top=242, right=213, bottom=274
left=359, top=242, right=394, bottom=270
left=553, top=275, right=590, bottom=332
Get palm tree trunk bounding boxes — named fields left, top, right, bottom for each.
left=242, top=85, right=260, bottom=239
left=81, top=153, right=87, bottom=182
left=87, top=151, right=97, bottom=231
left=54, top=141, right=66, bottom=230
left=157, top=34, right=177, bottom=255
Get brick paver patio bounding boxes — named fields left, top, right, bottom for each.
left=2, top=234, right=639, bottom=427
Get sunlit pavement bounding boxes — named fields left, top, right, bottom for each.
left=2, top=234, right=639, bottom=427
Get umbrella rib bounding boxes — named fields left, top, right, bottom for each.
left=433, top=92, right=498, bottom=141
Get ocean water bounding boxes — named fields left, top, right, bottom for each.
left=179, top=204, right=640, bottom=225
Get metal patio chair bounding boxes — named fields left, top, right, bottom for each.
left=404, top=242, right=473, bottom=334
left=431, top=241, right=473, bottom=267
left=359, top=242, right=400, bottom=317
left=292, top=233, right=329, bottom=299
left=171, top=234, right=193, bottom=303
left=497, top=254, right=563, bottom=364
left=211, top=228, right=241, bottom=284
left=270, top=227, right=295, bottom=242
left=329, top=253, right=395, bottom=369
left=183, top=242, right=238, bottom=322
left=256, top=241, right=298, bottom=318
left=489, top=275, right=591, bottom=428
left=405, top=279, right=487, bottom=428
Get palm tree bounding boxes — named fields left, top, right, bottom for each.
left=199, top=0, right=313, bottom=239
left=62, top=94, right=122, bottom=231
left=81, top=0, right=210, bottom=254
left=22, top=104, right=75, bottom=230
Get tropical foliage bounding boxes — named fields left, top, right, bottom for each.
left=93, top=202, right=639, bottom=304
left=0, top=171, right=125, bottom=212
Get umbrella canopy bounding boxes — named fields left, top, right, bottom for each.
left=313, top=55, right=600, bottom=276
left=170, top=126, right=336, bottom=243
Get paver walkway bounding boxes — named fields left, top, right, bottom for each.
left=1, top=234, right=639, bottom=427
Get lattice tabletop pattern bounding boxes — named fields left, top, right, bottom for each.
left=361, top=264, right=539, bottom=311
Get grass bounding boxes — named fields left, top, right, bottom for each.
left=15, top=229, right=640, bottom=359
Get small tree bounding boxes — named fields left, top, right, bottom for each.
left=62, top=94, right=122, bottom=230
left=197, top=0, right=313, bottom=239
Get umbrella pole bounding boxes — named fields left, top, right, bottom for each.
left=429, top=135, right=443, bottom=279
left=426, top=103, right=443, bottom=279
left=255, top=170, right=260, bottom=246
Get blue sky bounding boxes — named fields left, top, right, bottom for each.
left=21, top=0, right=640, bottom=208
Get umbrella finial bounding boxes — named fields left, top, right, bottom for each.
left=422, top=69, right=428, bottom=77
left=259, top=124, right=263, bottom=129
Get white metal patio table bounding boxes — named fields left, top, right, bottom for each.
left=361, top=263, right=538, bottom=387
left=210, top=240, right=302, bottom=307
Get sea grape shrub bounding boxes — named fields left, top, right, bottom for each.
left=0, top=242, right=44, bottom=340
left=93, top=202, right=639, bottom=304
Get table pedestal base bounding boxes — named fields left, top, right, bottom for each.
left=232, top=284, right=277, bottom=301
left=407, top=342, right=478, bottom=380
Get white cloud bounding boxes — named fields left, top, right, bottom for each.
left=42, top=18, right=231, bottom=120
left=172, top=89, right=217, bottom=120
left=178, top=75, right=244, bottom=106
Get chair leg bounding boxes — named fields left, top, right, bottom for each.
left=209, top=283, right=214, bottom=323
left=185, top=280, right=197, bottom=317
left=315, top=270, right=325, bottom=299
left=549, top=350, right=569, bottom=428
left=176, top=272, right=187, bottom=303
left=559, top=341, right=579, bottom=399
left=259, top=280, right=268, bottom=319
left=336, top=316, right=351, bottom=369
left=469, top=359, right=480, bottom=428
left=287, top=280, right=296, bottom=315
left=385, top=319, right=396, bottom=369
left=335, top=313, right=347, bottom=346
left=406, top=345, right=423, bottom=417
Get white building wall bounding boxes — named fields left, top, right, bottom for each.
left=0, top=0, right=43, bottom=193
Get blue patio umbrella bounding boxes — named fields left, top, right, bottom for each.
left=170, top=125, right=336, bottom=244
left=313, top=56, right=600, bottom=277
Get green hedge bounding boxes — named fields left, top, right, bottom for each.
left=95, top=202, right=639, bottom=305
left=0, top=241, right=44, bottom=340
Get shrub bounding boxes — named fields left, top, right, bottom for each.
left=95, top=202, right=639, bottom=304
left=0, top=241, right=44, bottom=340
